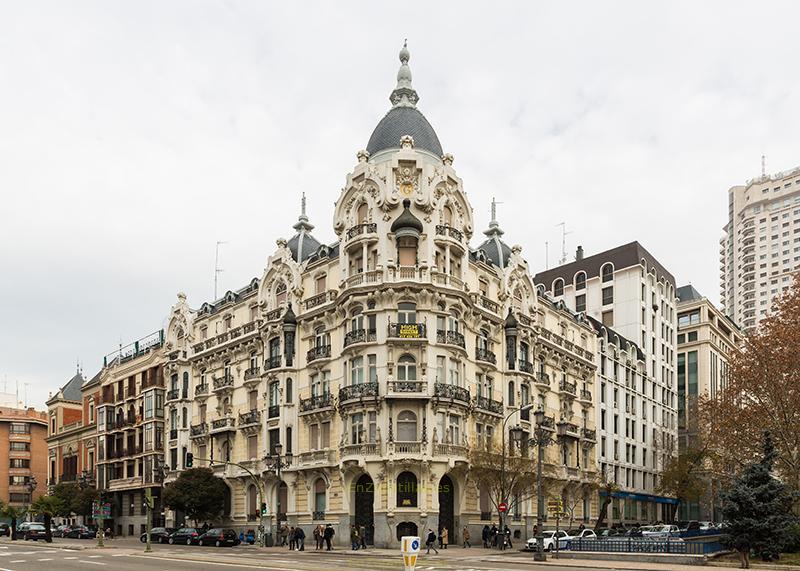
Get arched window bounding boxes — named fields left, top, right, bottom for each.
left=182, top=407, right=188, bottom=429
left=521, top=383, right=530, bottom=407
left=275, top=281, right=288, bottom=306
left=398, top=236, right=417, bottom=267
left=601, top=264, right=614, bottom=283
left=443, top=205, right=453, bottom=226
left=396, top=471, right=418, bottom=507
left=314, top=326, right=329, bottom=348
left=448, top=310, right=460, bottom=333
left=553, top=278, right=564, bottom=297
left=314, top=478, right=327, bottom=516
left=575, top=271, right=586, bottom=291
left=285, top=378, right=293, bottom=404
left=182, top=372, right=189, bottom=397
left=357, top=203, right=369, bottom=224
left=350, top=307, right=364, bottom=332
left=247, top=484, right=258, bottom=518
left=507, top=381, right=515, bottom=406
left=397, top=355, right=417, bottom=381
left=397, top=302, right=416, bottom=324
left=396, top=410, right=417, bottom=442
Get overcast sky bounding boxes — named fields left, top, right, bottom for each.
left=1, top=1, right=799, bottom=409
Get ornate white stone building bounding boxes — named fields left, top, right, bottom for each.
left=167, top=44, right=600, bottom=547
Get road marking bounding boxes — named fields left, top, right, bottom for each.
left=37, top=558, right=54, bottom=561
left=64, top=556, right=79, bottom=559
left=88, top=555, right=103, bottom=558
left=79, top=560, right=107, bottom=566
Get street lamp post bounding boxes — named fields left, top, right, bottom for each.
left=266, top=443, right=290, bottom=547
left=531, top=407, right=556, bottom=562
left=499, top=404, right=533, bottom=547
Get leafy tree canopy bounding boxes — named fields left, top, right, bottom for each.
left=162, top=467, right=227, bottom=524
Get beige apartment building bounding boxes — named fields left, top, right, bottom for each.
left=720, top=165, right=800, bottom=331
left=676, top=285, right=742, bottom=522
left=167, top=44, right=601, bottom=547
left=96, top=331, right=166, bottom=537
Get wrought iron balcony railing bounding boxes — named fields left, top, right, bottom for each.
left=339, top=382, right=379, bottom=402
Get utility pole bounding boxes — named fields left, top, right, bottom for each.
left=144, top=487, right=153, bottom=553
left=214, top=241, right=227, bottom=300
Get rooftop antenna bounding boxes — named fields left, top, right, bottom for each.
left=556, top=222, right=573, bottom=266
left=214, top=241, right=227, bottom=300
left=23, top=383, right=29, bottom=408
left=762, top=155, right=766, bottom=178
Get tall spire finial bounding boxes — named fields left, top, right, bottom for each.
left=390, top=40, right=419, bottom=108
left=484, top=197, right=505, bottom=237
left=293, top=192, right=314, bottom=232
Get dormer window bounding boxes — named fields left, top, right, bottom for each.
left=553, top=278, right=564, bottom=297
left=275, top=282, right=288, bottom=306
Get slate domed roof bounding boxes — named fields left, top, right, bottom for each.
left=367, top=107, right=443, bottom=157
left=287, top=193, right=322, bottom=263
left=366, top=42, right=443, bottom=158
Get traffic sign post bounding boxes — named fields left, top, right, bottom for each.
left=498, top=501, right=508, bottom=514
left=401, top=535, right=420, bottom=571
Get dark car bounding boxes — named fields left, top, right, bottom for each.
left=23, top=523, right=48, bottom=541
left=64, top=525, right=96, bottom=539
left=140, top=527, right=175, bottom=544
left=168, top=527, right=201, bottom=545
left=197, top=528, right=239, bottom=547
left=0, top=523, right=10, bottom=537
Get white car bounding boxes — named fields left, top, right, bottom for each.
left=559, top=529, right=597, bottom=549
left=642, top=524, right=680, bottom=539
left=526, top=530, right=569, bottom=551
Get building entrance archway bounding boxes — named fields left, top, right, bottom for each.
left=438, top=475, right=455, bottom=538
left=354, top=473, right=374, bottom=545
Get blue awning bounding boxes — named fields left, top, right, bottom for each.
left=599, top=490, right=679, bottom=505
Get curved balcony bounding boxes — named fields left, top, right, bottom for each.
left=345, top=223, right=378, bottom=242
left=344, top=270, right=382, bottom=289
left=338, top=381, right=379, bottom=404
left=433, top=443, right=468, bottom=459
left=210, top=417, right=236, bottom=434
left=556, top=421, right=580, bottom=438
left=307, top=344, right=331, bottom=363
left=243, top=367, right=261, bottom=387
left=433, top=382, right=470, bottom=406
left=189, top=422, right=208, bottom=439
left=431, top=270, right=465, bottom=290
left=386, top=380, right=428, bottom=398
left=195, top=383, right=209, bottom=400
left=558, top=380, right=577, bottom=396
left=473, top=396, right=503, bottom=416
left=344, top=328, right=377, bottom=348
left=303, top=291, right=338, bottom=312
left=581, top=428, right=597, bottom=442
left=339, top=442, right=380, bottom=461
left=388, top=323, right=427, bottom=341
left=518, top=360, right=534, bottom=374
left=475, top=347, right=496, bottom=365
left=579, top=389, right=593, bottom=403
left=436, top=330, right=465, bottom=349
left=299, top=393, right=334, bottom=414
left=213, top=375, right=234, bottom=394
left=238, top=410, right=260, bottom=431
left=477, top=296, right=500, bottom=314
left=535, top=371, right=550, bottom=386
left=265, top=355, right=282, bottom=370
left=433, top=225, right=465, bottom=253
left=391, top=441, right=423, bottom=455
left=166, top=388, right=180, bottom=402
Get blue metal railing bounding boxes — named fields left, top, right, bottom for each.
left=566, top=538, right=727, bottom=555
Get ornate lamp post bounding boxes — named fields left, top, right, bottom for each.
left=266, top=443, right=290, bottom=546
left=531, top=407, right=556, bottom=561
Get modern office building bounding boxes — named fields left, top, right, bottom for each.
left=535, top=242, right=680, bottom=524
left=676, top=285, right=743, bottom=521
left=719, top=165, right=800, bottom=331
left=0, top=407, right=48, bottom=507
left=170, top=44, right=601, bottom=546
left=96, top=331, right=166, bottom=537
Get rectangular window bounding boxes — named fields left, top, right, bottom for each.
left=9, top=423, right=29, bottom=434
left=144, top=393, right=154, bottom=419
left=368, top=354, right=378, bottom=383
left=350, top=357, right=364, bottom=384
left=575, top=294, right=586, bottom=313
left=9, top=442, right=29, bottom=451
left=602, top=287, right=614, bottom=305
left=10, top=458, right=30, bottom=469
left=602, top=310, right=613, bottom=327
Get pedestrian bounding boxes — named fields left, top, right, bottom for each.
left=504, top=525, right=512, bottom=549
left=313, top=525, right=321, bottom=550
left=441, top=527, right=449, bottom=549
left=481, top=524, right=489, bottom=548
left=289, top=526, right=296, bottom=550
left=317, top=524, right=325, bottom=550
left=350, top=524, right=360, bottom=550
left=490, top=524, right=498, bottom=548
left=462, top=526, right=471, bottom=548
left=578, top=523, right=585, bottom=532
left=359, top=524, right=367, bottom=550
left=295, top=526, right=305, bottom=551
left=324, top=523, right=334, bottom=551
left=280, top=523, right=288, bottom=546
left=425, top=528, right=439, bottom=555
left=438, top=527, right=443, bottom=549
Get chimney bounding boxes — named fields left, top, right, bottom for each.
left=576, top=245, right=584, bottom=261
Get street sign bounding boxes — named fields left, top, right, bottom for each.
left=401, top=536, right=420, bottom=571
left=498, top=502, right=508, bottom=513
left=92, top=501, right=112, bottom=519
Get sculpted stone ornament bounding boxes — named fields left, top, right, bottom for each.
left=357, top=149, right=370, bottom=163
left=399, top=135, right=414, bottom=149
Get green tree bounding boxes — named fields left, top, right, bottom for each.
left=30, top=496, right=62, bottom=543
left=162, top=468, right=227, bottom=525
left=721, top=432, right=797, bottom=568
left=656, top=446, right=707, bottom=519
left=50, top=483, right=80, bottom=518
left=3, top=505, right=26, bottom=540
left=71, top=487, right=99, bottom=519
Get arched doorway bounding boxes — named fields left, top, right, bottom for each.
left=354, top=474, right=374, bottom=545
left=396, top=521, right=418, bottom=540
left=438, top=475, right=455, bottom=538
left=396, top=471, right=418, bottom=508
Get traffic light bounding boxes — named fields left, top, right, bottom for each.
left=143, top=496, right=154, bottom=510
left=260, top=502, right=267, bottom=516
left=185, top=452, right=193, bottom=468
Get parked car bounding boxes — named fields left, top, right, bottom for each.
left=642, top=524, right=680, bottom=539
left=168, top=527, right=201, bottom=545
left=526, top=530, right=569, bottom=551
left=22, top=523, right=48, bottom=541
left=196, top=528, right=239, bottom=547
left=0, top=523, right=10, bottom=537
left=560, top=529, right=597, bottom=549
left=140, top=527, right=175, bottom=544
left=64, top=525, right=96, bottom=539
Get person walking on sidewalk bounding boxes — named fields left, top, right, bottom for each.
left=323, top=523, right=335, bottom=551
left=462, top=526, right=471, bottom=548
left=313, top=525, right=320, bottom=550
left=350, top=524, right=359, bottom=550
left=481, top=524, right=489, bottom=548
left=288, top=526, right=296, bottom=550
left=359, top=525, right=367, bottom=550
left=295, top=526, right=305, bottom=551
left=504, top=525, right=512, bottom=549
left=425, top=528, right=439, bottom=555
left=441, top=527, right=449, bottom=549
